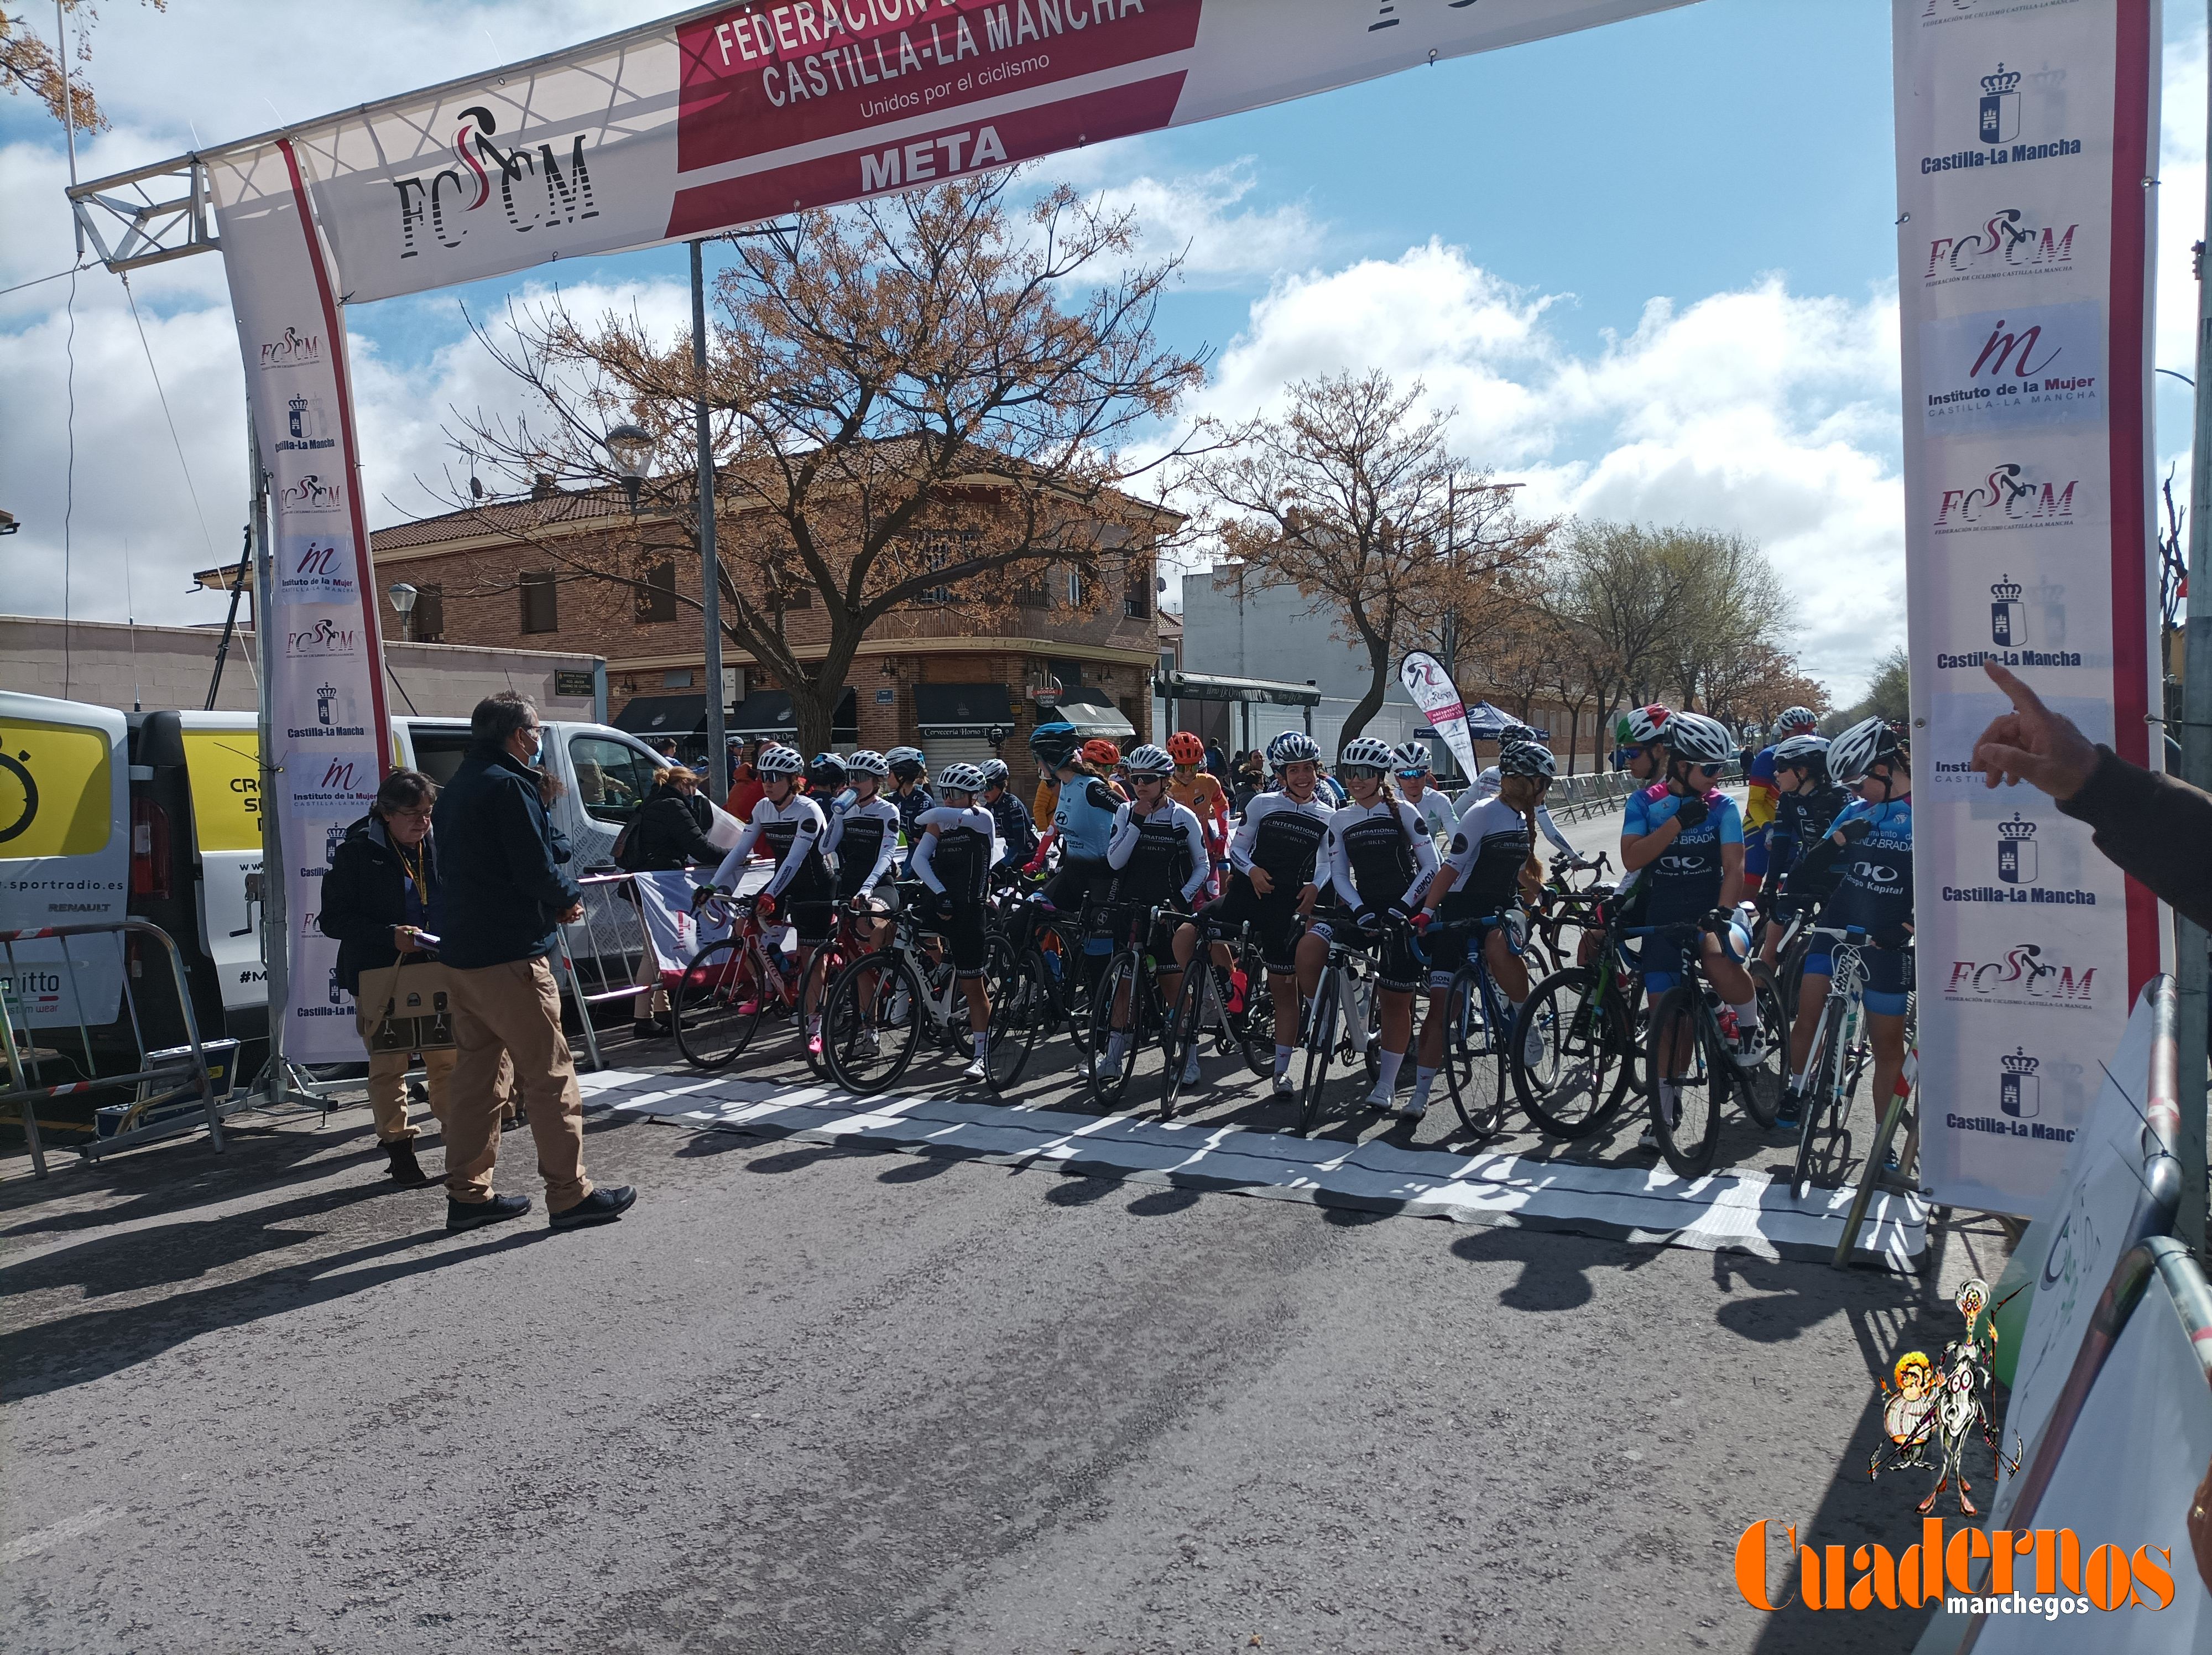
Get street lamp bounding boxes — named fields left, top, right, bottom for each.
left=603, top=423, right=656, bottom=511
left=388, top=581, right=418, bottom=643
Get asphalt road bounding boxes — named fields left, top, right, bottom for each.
left=1, top=787, right=2005, bottom=1654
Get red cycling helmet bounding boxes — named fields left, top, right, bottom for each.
left=1081, top=738, right=1121, bottom=768
left=1166, top=730, right=1206, bottom=765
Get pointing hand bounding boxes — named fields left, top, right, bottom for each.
left=1971, top=660, right=2099, bottom=802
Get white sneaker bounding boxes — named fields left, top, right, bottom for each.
left=1399, top=1088, right=1430, bottom=1120
left=1520, top=1020, right=1546, bottom=1069
left=1365, top=1081, right=1396, bottom=1112
left=854, top=1028, right=879, bottom=1058
left=1180, top=1048, right=1203, bottom=1086
left=961, top=1054, right=989, bottom=1082
left=1272, top=1071, right=1295, bottom=1097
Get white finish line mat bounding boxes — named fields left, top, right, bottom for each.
left=580, top=1070, right=1927, bottom=1266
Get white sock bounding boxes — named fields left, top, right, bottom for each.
left=972, top=1029, right=989, bottom=1058
left=1730, top=999, right=1759, bottom=1029
left=1410, top=1065, right=1437, bottom=1102
left=1509, top=996, right=1527, bottom=1021
left=1108, top=1032, right=1129, bottom=1064
left=1274, top=1044, right=1293, bottom=1078
left=1375, top=1048, right=1406, bottom=1094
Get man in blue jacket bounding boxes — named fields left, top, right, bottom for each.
left=431, top=693, right=635, bottom=1234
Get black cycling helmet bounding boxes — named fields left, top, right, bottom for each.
left=807, top=751, right=848, bottom=792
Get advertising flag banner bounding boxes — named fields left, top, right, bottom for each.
left=212, top=143, right=391, bottom=1063
left=1399, top=651, right=1479, bottom=780
left=1893, top=0, right=2165, bottom=1219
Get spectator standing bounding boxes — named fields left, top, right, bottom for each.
left=432, top=693, right=635, bottom=1233
left=726, top=738, right=766, bottom=822
left=627, top=767, right=724, bottom=871
left=320, top=770, right=451, bottom=1187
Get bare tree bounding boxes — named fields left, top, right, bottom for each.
left=1197, top=373, right=1542, bottom=748
left=434, top=171, right=1208, bottom=753
left=2, top=1, right=161, bottom=133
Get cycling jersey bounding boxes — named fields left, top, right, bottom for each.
left=1464, top=769, right=1569, bottom=855
left=1323, top=797, right=1437, bottom=917
left=1227, top=789, right=1331, bottom=889
left=987, top=790, right=1039, bottom=870
left=1436, top=797, right=1535, bottom=918
left=712, top=793, right=831, bottom=901
left=1051, top=777, right=1123, bottom=864
left=893, top=782, right=936, bottom=847
left=1401, top=785, right=1459, bottom=846
left=822, top=795, right=901, bottom=900
left=1817, top=798, right=1913, bottom=938
left=1768, top=783, right=1850, bottom=905
left=910, top=805, right=1000, bottom=905
left=1626, top=784, right=1743, bottom=920
left=1743, top=743, right=1781, bottom=883
left=1170, top=771, right=1230, bottom=851
left=1105, top=798, right=1209, bottom=908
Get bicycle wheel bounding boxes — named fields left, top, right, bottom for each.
left=823, top=951, right=922, bottom=1095
left=1085, top=953, right=1149, bottom=1111
left=1224, top=951, right=1277, bottom=1076
left=1647, top=985, right=1726, bottom=1179
left=799, top=945, right=846, bottom=1078
left=1512, top=967, right=1634, bottom=1138
left=1158, top=959, right=1211, bottom=1120
left=983, top=935, right=1046, bottom=1094
left=671, top=939, right=764, bottom=1070
left=1792, top=1003, right=1850, bottom=1200
left=1443, top=969, right=1509, bottom=1137
left=1297, top=970, right=1341, bottom=1136
left=1737, top=966, right=1790, bottom=1128
left=1042, top=918, right=1101, bottom=1055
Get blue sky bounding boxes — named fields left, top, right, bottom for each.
left=2, top=0, right=2205, bottom=699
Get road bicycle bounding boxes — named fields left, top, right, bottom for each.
left=1510, top=897, right=1645, bottom=1140
left=1293, top=912, right=1387, bottom=1137
left=1636, top=918, right=1786, bottom=1178
left=670, top=891, right=845, bottom=1075
left=1085, top=902, right=1204, bottom=1113
left=994, top=875, right=1112, bottom=1056
left=1157, top=914, right=1278, bottom=1120
left=1524, top=851, right=1614, bottom=978
left=1411, top=914, right=1527, bottom=1139
left=818, top=887, right=1047, bottom=1096
left=1787, top=927, right=1914, bottom=1201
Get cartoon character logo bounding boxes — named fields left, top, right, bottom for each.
left=1870, top=1277, right=2022, bottom=1516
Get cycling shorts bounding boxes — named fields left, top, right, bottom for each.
left=1803, top=943, right=1914, bottom=1017
left=1041, top=857, right=1114, bottom=920
left=769, top=896, right=836, bottom=949
left=1196, top=875, right=1304, bottom=975
left=1306, top=905, right=1420, bottom=995
left=915, top=894, right=989, bottom=977
left=1419, top=914, right=1513, bottom=992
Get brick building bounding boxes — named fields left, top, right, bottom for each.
left=368, top=478, right=1171, bottom=773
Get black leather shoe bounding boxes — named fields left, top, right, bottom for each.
left=447, top=1193, right=531, bottom=1232
left=384, top=1141, right=435, bottom=1188
left=550, top=1185, right=636, bottom=1232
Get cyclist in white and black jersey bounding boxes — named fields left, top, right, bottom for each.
left=1172, top=729, right=1331, bottom=1097
left=1298, top=736, right=1439, bottom=1112
left=708, top=744, right=836, bottom=1047
left=1395, top=745, right=1459, bottom=847
left=909, top=763, right=1003, bottom=1082
left=1402, top=743, right=1553, bottom=1120
left=823, top=750, right=902, bottom=904
left=1101, top=745, right=1212, bottom=1084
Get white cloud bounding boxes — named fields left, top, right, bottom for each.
left=1077, top=159, right=1326, bottom=288
left=1183, top=247, right=1905, bottom=699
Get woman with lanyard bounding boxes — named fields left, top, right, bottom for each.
left=1298, top=736, right=1438, bottom=1113
left=1099, top=744, right=1211, bottom=1084
left=706, top=745, right=836, bottom=1053
left=909, top=763, right=1003, bottom=1082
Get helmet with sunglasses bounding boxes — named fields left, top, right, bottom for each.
left=978, top=757, right=1011, bottom=787
left=1165, top=730, right=1207, bottom=766
left=1027, top=722, right=1081, bottom=769
left=1615, top=704, right=1672, bottom=747
left=1338, top=736, right=1399, bottom=774
left=1498, top=743, right=1557, bottom=780
left=937, top=762, right=987, bottom=796
left=1772, top=705, right=1819, bottom=738
left=1660, top=711, right=1734, bottom=768
left=807, top=751, right=848, bottom=790
left=1266, top=730, right=1322, bottom=771
left=846, top=748, right=890, bottom=779
left=1771, top=733, right=1830, bottom=776
left=1123, top=743, right=1176, bottom=778
left=755, top=744, right=805, bottom=778
left=1394, top=743, right=1433, bottom=776
left=885, top=746, right=927, bottom=780
left=1827, top=717, right=1908, bottom=785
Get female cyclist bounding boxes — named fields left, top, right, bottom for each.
left=1100, top=744, right=1211, bottom=1083
left=707, top=744, right=836, bottom=1049
left=909, top=763, right=1003, bottom=1082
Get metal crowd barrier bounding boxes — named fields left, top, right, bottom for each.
left=0, top=918, right=223, bottom=1178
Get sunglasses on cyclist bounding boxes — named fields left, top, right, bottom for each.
left=1394, top=768, right=1426, bottom=779
left=1338, top=764, right=1385, bottom=781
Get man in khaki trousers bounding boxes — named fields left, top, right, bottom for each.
left=429, top=693, right=636, bottom=1234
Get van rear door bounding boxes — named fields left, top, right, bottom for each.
left=0, top=693, right=129, bottom=1034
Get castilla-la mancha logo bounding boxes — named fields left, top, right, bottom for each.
left=392, top=103, right=599, bottom=261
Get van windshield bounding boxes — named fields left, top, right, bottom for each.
left=569, top=735, right=658, bottom=823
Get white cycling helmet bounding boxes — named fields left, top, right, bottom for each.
left=1771, top=733, right=1830, bottom=772
left=886, top=746, right=927, bottom=778
left=937, top=762, right=987, bottom=796
left=1616, top=704, right=1672, bottom=747
left=1827, top=717, right=1907, bottom=785
left=979, top=757, right=1011, bottom=787
left=1498, top=743, right=1557, bottom=780
left=1338, top=735, right=1399, bottom=773
left=1395, top=743, right=1433, bottom=776
left=755, top=744, right=805, bottom=778
left=846, top=748, right=890, bottom=778
left=1266, top=730, right=1322, bottom=770
left=1122, top=743, right=1175, bottom=778
left=1661, top=711, right=1735, bottom=767
left=1772, top=705, right=1819, bottom=738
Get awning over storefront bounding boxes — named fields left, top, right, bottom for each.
left=613, top=693, right=706, bottom=737
left=726, top=686, right=858, bottom=738
left=914, top=683, right=1014, bottom=738
left=1155, top=670, right=1322, bottom=707
left=1043, top=700, right=1137, bottom=743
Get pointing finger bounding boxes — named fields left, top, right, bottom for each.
left=1982, top=659, right=2049, bottom=720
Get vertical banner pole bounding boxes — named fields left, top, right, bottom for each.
left=250, top=419, right=288, bottom=1104
left=693, top=239, right=728, bottom=802
left=2178, top=0, right=2212, bottom=1258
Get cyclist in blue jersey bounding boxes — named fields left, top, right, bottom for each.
left=1776, top=718, right=1913, bottom=1133
left=1759, top=733, right=1849, bottom=968
left=1743, top=706, right=1818, bottom=899
left=1026, top=725, right=1126, bottom=993
left=1620, top=711, right=1762, bottom=1144
left=886, top=746, right=935, bottom=852
left=980, top=757, right=1038, bottom=872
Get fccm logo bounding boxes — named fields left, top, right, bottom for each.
left=393, top=105, right=599, bottom=261
left=1944, top=943, right=2096, bottom=1008
left=258, top=326, right=324, bottom=371
left=285, top=618, right=358, bottom=659
left=1924, top=209, right=2078, bottom=287
left=1933, top=462, right=2079, bottom=533
left=279, top=474, right=346, bottom=516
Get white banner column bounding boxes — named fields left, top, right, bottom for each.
left=1895, top=0, right=2167, bottom=1220
left=212, top=142, right=390, bottom=1065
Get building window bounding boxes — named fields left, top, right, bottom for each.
left=410, top=584, right=445, bottom=643
left=636, top=561, right=677, bottom=624
left=1124, top=562, right=1151, bottom=620
left=519, top=570, right=558, bottom=634
left=1063, top=567, right=1084, bottom=609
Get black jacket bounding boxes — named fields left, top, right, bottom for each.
left=2059, top=747, right=2212, bottom=930
left=319, top=815, right=435, bottom=995
left=627, top=783, right=724, bottom=871
left=430, top=741, right=585, bottom=969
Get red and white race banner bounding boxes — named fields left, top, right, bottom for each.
left=1895, top=0, right=2165, bottom=1219
left=212, top=144, right=390, bottom=1063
